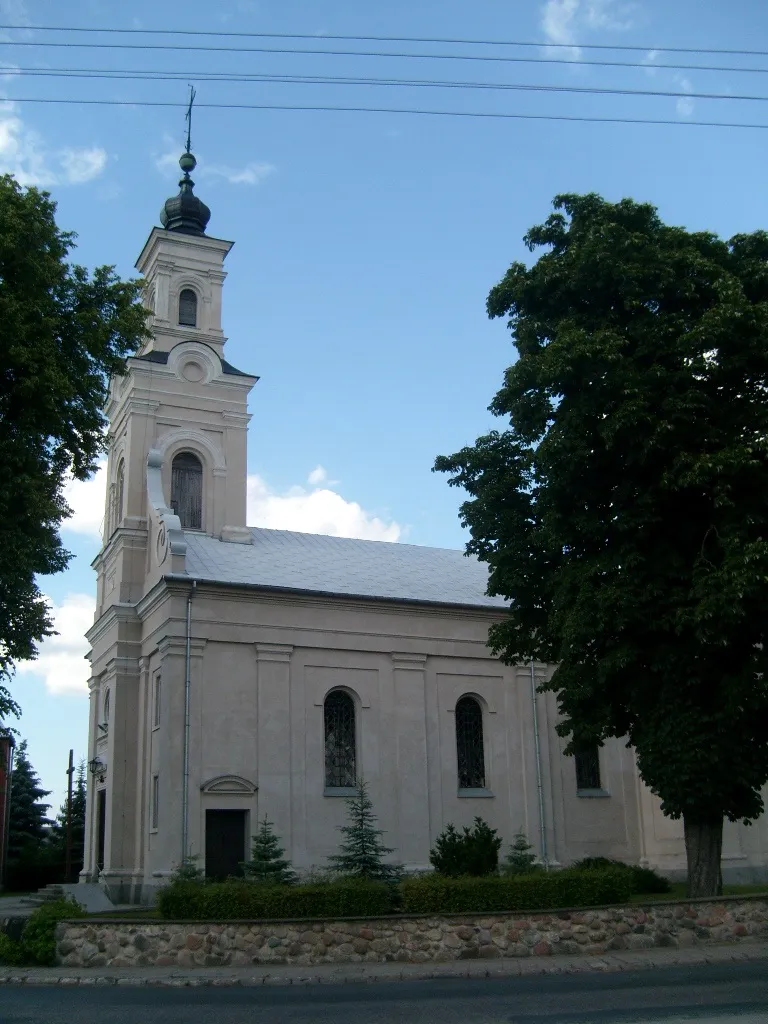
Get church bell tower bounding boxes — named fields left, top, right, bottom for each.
left=93, top=142, right=258, bottom=617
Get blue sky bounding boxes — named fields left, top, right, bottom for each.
left=2, top=0, right=767, bottom=808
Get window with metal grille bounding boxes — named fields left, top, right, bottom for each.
left=324, top=690, right=356, bottom=788
left=456, top=695, right=486, bottom=789
left=178, top=288, right=198, bottom=327
left=171, top=452, right=203, bottom=529
left=151, top=775, right=159, bottom=830
left=575, top=744, right=602, bottom=791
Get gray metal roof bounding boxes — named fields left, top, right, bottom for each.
left=182, top=528, right=508, bottom=609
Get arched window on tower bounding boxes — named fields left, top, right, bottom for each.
left=178, top=288, right=198, bottom=327
left=455, top=695, right=486, bottom=790
left=324, top=690, right=356, bottom=788
left=171, top=451, right=203, bottom=530
left=115, top=459, right=125, bottom=528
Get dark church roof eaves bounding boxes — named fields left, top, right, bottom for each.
left=179, top=528, right=508, bottom=610
left=131, top=350, right=253, bottom=378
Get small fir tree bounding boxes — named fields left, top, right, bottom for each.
left=242, top=817, right=296, bottom=884
left=6, top=740, right=52, bottom=865
left=502, top=829, right=540, bottom=875
left=327, top=779, right=399, bottom=881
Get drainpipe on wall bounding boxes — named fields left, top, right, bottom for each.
left=530, top=660, right=549, bottom=870
left=181, top=580, right=196, bottom=865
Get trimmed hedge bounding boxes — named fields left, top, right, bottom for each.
left=571, top=857, right=671, bottom=895
left=400, top=868, right=634, bottom=915
left=157, top=869, right=633, bottom=921
left=157, top=878, right=395, bottom=921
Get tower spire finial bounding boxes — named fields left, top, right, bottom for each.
left=185, top=85, right=195, bottom=155
left=159, top=86, right=211, bottom=235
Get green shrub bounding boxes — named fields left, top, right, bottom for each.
left=0, top=932, right=24, bottom=966
left=572, top=857, right=671, bottom=895
left=401, top=868, right=633, bottom=915
left=429, top=818, right=502, bottom=877
left=502, top=830, right=542, bottom=876
left=21, top=897, right=85, bottom=966
left=157, top=877, right=395, bottom=920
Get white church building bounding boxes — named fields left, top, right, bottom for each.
left=82, top=149, right=768, bottom=904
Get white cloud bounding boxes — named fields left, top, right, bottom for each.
left=202, top=162, right=275, bottom=186
left=642, top=49, right=659, bottom=77
left=17, top=592, right=95, bottom=695
left=59, top=146, right=108, bottom=184
left=247, top=473, right=401, bottom=542
left=0, top=98, right=108, bottom=186
left=307, top=465, right=328, bottom=486
left=676, top=76, right=695, bottom=117
left=62, top=460, right=107, bottom=539
left=541, top=0, right=635, bottom=59
left=156, top=135, right=274, bottom=186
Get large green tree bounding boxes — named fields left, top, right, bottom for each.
left=435, top=193, right=768, bottom=897
left=0, top=175, right=149, bottom=716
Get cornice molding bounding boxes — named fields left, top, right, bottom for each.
left=86, top=603, right=140, bottom=646
left=392, top=652, right=428, bottom=671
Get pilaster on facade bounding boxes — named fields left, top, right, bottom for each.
left=157, top=635, right=208, bottom=660
left=255, top=643, right=294, bottom=664
left=391, top=652, right=428, bottom=671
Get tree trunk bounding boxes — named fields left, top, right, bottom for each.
left=683, top=815, right=723, bottom=898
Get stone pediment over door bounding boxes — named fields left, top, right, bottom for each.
left=200, top=775, right=257, bottom=795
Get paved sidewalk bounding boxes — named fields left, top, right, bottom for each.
left=1, top=940, right=766, bottom=987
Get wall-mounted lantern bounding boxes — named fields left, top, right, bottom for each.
left=88, top=758, right=106, bottom=784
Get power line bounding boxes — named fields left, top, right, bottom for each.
left=2, top=39, right=766, bottom=76
left=3, top=39, right=768, bottom=79
left=1, top=23, right=767, bottom=58
left=9, top=66, right=768, bottom=104
left=7, top=96, right=767, bottom=129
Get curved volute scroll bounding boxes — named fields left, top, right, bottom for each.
left=147, top=448, right=187, bottom=571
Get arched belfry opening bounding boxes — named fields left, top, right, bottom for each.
left=171, top=451, right=203, bottom=529
left=178, top=288, right=198, bottom=327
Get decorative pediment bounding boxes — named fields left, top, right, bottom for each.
left=200, top=774, right=257, bottom=795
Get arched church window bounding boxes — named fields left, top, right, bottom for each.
left=456, top=695, right=486, bottom=789
left=115, top=459, right=125, bottom=528
left=324, top=690, right=356, bottom=788
left=574, top=744, right=602, bottom=791
left=103, top=688, right=110, bottom=724
left=171, top=451, right=203, bottom=530
left=178, top=288, right=198, bottom=327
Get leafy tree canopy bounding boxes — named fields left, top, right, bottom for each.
left=0, top=174, right=149, bottom=717
left=435, top=193, right=768, bottom=895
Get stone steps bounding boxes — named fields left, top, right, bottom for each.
left=19, top=884, right=68, bottom=907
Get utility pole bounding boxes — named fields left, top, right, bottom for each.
left=65, top=749, right=74, bottom=881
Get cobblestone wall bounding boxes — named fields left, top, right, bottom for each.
left=56, top=898, right=768, bottom=968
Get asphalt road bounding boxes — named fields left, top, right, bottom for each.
left=1, top=961, right=766, bottom=1024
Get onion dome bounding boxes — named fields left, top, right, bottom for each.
left=160, top=152, right=211, bottom=236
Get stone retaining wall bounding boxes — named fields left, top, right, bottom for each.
left=56, top=898, right=768, bottom=969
